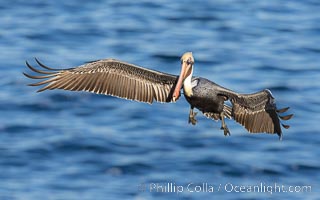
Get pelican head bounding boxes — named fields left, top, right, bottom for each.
left=172, top=52, right=194, bottom=102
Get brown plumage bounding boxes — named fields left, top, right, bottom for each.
left=220, top=89, right=293, bottom=136
left=182, top=76, right=293, bottom=139
left=24, top=58, right=178, bottom=104
left=24, top=53, right=293, bottom=139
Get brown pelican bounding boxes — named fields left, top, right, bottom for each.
left=23, top=52, right=292, bottom=139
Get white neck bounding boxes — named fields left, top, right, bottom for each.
left=183, top=67, right=193, bottom=97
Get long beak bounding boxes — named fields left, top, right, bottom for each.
left=172, top=61, right=189, bottom=102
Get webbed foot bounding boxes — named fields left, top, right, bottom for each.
left=188, top=109, right=197, bottom=125
left=221, top=125, right=230, bottom=136
left=220, top=112, right=230, bottom=136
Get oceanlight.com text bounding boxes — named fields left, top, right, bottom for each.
left=138, top=182, right=312, bottom=195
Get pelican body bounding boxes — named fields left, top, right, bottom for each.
left=185, top=78, right=230, bottom=119
left=24, top=52, right=292, bottom=139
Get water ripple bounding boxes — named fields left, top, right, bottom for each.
left=1, top=0, right=319, bottom=199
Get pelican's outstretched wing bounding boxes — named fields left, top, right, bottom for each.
left=24, top=58, right=179, bottom=104
left=219, top=88, right=293, bottom=139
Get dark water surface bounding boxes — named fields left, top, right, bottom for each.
left=1, top=1, right=319, bottom=199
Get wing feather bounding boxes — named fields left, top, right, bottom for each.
left=219, top=88, right=292, bottom=139
left=24, top=58, right=179, bottom=104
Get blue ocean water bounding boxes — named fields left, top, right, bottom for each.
left=1, top=0, right=319, bottom=199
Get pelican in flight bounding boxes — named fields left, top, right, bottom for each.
left=23, top=52, right=292, bottom=139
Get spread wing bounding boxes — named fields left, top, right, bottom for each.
left=219, top=88, right=293, bottom=139
left=23, top=58, right=179, bottom=104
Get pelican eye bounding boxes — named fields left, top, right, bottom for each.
left=186, top=60, right=194, bottom=65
